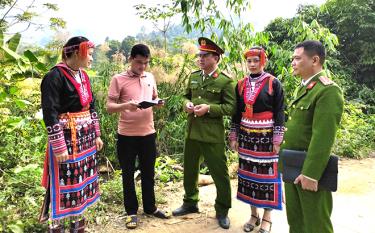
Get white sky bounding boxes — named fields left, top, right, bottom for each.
left=10, top=0, right=326, bottom=45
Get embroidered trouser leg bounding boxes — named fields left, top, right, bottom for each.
left=285, top=183, right=333, bottom=233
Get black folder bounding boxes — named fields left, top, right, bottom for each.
left=280, top=149, right=338, bottom=192
left=138, top=99, right=164, bottom=109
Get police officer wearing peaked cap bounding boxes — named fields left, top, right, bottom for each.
left=172, top=37, right=236, bottom=230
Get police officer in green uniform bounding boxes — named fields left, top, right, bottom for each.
left=281, top=40, right=344, bottom=233
left=172, top=37, right=236, bottom=229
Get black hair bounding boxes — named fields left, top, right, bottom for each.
left=62, top=36, right=89, bottom=60
left=295, top=40, right=326, bottom=65
left=130, top=44, right=151, bottom=58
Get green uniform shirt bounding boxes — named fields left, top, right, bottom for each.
left=183, top=70, right=236, bottom=143
left=281, top=71, right=344, bottom=180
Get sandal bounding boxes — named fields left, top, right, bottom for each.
left=243, top=214, right=260, bottom=232
left=151, top=209, right=171, bottom=219
left=258, top=219, right=272, bottom=233
left=125, top=215, right=138, bottom=229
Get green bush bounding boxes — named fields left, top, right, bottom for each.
left=155, top=156, right=183, bottom=183
left=0, top=154, right=46, bottom=232
left=333, top=102, right=375, bottom=158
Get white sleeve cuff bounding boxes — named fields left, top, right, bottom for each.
left=303, top=175, right=318, bottom=182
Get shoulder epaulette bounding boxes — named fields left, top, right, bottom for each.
left=319, top=76, right=334, bottom=86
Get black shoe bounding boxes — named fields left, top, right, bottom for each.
left=48, top=225, right=64, bottom=233
left=172, top=203, right=199, bottom=216
left=216, top=214, right=230, bottom=229
left=148, top=209, right=171, bottom=219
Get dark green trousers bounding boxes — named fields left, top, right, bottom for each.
left=285, top=183, right=333, bottom=233
left=183, top=138, right=231, bottom=215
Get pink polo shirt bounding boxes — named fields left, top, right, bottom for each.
left=107, top=70, right=158, bottom=136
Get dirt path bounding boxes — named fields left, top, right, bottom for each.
left=90, top=158, right=375, bottom=233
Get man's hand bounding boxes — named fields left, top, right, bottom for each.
left=185, top=102, right=194, bottom=114
left=96, top=137, right=104, bottom=151
left=55, top=151, right=69, bottom=163
left=193, top=104, right=210, bottom=116
left=229, top=140, right=238, bottom=151
left=155, top=100, right=165, bottom=108
left=125, top=100, right=139, bottom=112
left=294, top=174, right=318, bottom=192
left=282, top=182, right=286, bottom=204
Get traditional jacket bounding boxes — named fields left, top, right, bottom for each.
left=183, top=69, right=236, bottom=143
left=280, top=71, right=344, bottom=180
left=40, top=63, right=101, bottom=156
left=230, top=72, right=285, bottom=145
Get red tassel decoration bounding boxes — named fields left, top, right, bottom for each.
left=79, top=41, right=88, bottom=58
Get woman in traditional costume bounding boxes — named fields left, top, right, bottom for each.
left=40, top=36, right=103, bottom=232
left=229, top=47, right=285, bottom=233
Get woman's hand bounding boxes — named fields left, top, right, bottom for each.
left=229, top=140, right=238, bottom=151
left=273, top=144, right=280, bottom=154
left=96, top=137, right=104, bottom=151
left=56, top=151, right=69, bottom=163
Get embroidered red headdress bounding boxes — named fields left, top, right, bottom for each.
left=63, top=40, right=95, bottom=58
left=244, top=47, right=267, bottom=66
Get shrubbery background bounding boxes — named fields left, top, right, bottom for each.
left=1, top=0, right=374, bottom=231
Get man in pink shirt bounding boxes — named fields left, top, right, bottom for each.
left=106, top=44, right=169, bottom=229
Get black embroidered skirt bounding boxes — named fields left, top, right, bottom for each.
left=237, top=114, right=282, bottom=210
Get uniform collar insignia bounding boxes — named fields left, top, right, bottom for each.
left=212, top=72, right=219, bottom=79
left=307, top=81, right=317, bottom=90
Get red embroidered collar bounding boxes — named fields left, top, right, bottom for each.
left=243, top=72, right=271, bottom=105
left=55, top=62, right=93, bottom=108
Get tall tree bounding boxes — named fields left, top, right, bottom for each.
left=134, top=3, right=180, bottom=52
left=105, top=39, right=122, bottom=61
left=121, top=36, right=136, bottom=61
left=321, top=0, right=375, bottom=87
left=271, top=1, right=375, bottom=88
left=0, top=1, right=65, bottom=33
